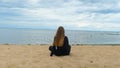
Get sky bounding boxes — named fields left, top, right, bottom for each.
left=0, top=0, right=120, bottom=31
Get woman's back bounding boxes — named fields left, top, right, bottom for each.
left=54, top=36, right=71, bottom=56
left=49, top=26, right=71, bottom=56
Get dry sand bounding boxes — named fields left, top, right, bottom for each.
left=0, top=44, right=120, bottom=68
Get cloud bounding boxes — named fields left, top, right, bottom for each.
left=0, top=0, right=120, bottom=31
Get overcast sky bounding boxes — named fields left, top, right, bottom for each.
left=0, top=0, right=120, bottom=31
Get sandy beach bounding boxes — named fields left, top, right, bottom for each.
left=0, top=44, right=120, bottom=68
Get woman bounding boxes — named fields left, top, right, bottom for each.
left=49, top=26, right=71, bottom=56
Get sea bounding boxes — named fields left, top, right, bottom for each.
left=0, top=28, right=120, bottom=45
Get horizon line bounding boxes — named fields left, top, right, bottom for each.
left=0, top=27, right=120, bottom=32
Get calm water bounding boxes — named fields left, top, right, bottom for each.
left=0, top=28, right=120, bottom=44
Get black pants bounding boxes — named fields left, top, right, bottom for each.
left=49, top=45, right=71, bottom=56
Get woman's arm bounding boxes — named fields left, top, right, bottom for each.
left=64, top=36, right=69, bottom=46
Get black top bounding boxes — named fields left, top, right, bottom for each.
left=57, top=36, right=69, bottom=49
left=54, top=36, right=70, bottom=56
left=49, top=36, right=71, bottom=56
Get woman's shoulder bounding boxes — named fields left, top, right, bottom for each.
left=65, top=36, right=67, bottom=38
left=64, top=36, right=68, bottom=39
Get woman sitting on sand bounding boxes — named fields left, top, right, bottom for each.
left=49, top=26, right=71, bottom=56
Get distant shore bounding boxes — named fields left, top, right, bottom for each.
left=0, top=44, right=120, bottom=68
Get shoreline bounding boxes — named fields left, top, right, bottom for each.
left=1, top=44, right=120, bottom=46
